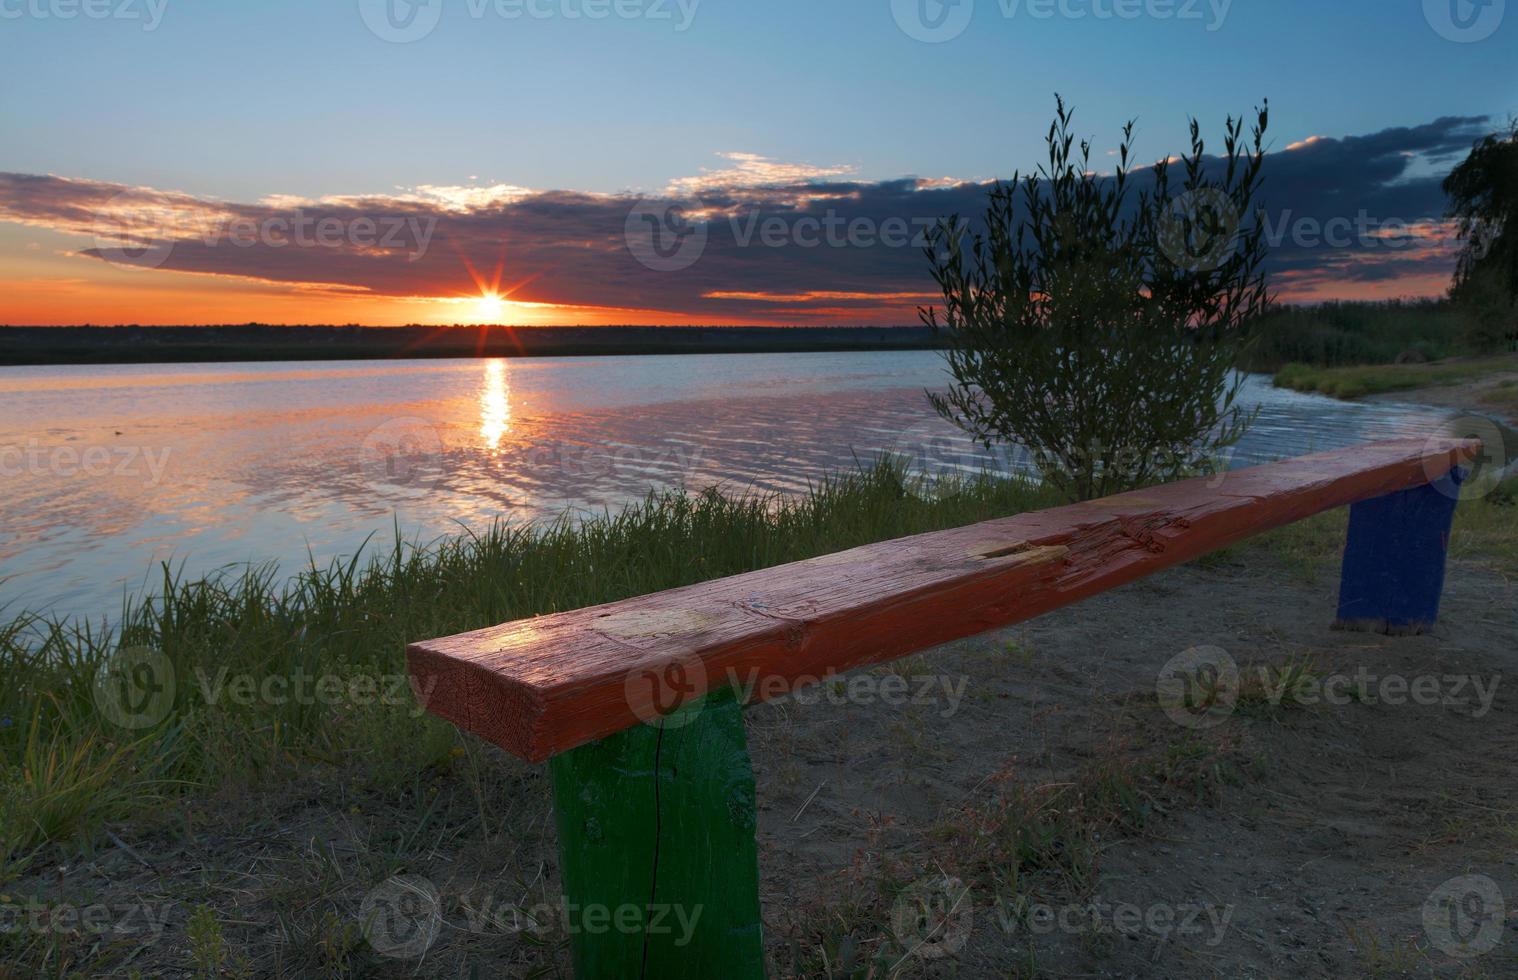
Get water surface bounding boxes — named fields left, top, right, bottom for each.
left=0, top=351, right=1455, bottom=620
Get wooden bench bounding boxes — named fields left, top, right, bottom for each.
left=407, top=437, right=1479, bottom=978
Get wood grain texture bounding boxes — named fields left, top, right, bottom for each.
left=409, top=437, right=1480, bottom=762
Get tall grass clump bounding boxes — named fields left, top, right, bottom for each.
left=0, top=460, right=1060, bottom=868
left=1273, top=355, right=1518, bottom=399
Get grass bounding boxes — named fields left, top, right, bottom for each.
left=1241, top=300, right=1518, bottom=404
left=1342, top=921, right=1431, bottom=978
left=7, top=464, right=1513, bottom=866
left=1449, top=477, right=1518, bottom=577
left=781, top=732, right=1257, bottom=977
left=0, top=460, right=1063, bottom=874
left=6, top=456, right=1515, bottom=975
left=1480, top=377, right=1518, bottom=415
left=1273, top=354, right=1518, bottom=400
left=1235, top=655, right=1328, bottom=718
left=1211, top=474, right=1518, bottom=579
left=0, top=718, right=168, bottom=862
left=782, top=757, right=1145, bottom=977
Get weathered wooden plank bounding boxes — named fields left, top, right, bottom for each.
left=408, top=437, right=1479, bottom=762
left=549, top=688, right=764, bottom=978
left=1335, top=467, right=1465, bottom=635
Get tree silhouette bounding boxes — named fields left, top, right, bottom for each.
left=1443, top=117, right=1518, bottom=352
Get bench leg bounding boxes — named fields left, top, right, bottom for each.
left=1334, top=469, right=1465, bottom=635
left=549, top=686, right=765, bottom=979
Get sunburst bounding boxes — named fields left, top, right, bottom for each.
left=471, top=291, right=507, bottom=323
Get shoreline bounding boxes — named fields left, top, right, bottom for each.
left=4, top=476, right=1514, bottom=976
left=1271, top=354, right=1518, bottom=468
left=1363, top=368, right=1518, bottom=425
left=0, top=324, right=944, bottom=367
left=1360, top=367, right=1518, bottom=470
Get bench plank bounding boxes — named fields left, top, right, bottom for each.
left=409, top=437, right=1478, bottom=762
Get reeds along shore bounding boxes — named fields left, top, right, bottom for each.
left=1, top=461, right=1059, bottom=870
left=1, top=457, right=1514, bottom=974
left=4, top=455, right=1513, bottom=874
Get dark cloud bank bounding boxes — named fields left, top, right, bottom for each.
left=0, top=113, right=1496, bottom=323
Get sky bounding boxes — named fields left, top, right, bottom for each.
left=0, top=0, right=1514, bottom=326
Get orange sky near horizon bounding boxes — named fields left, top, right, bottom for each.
left=0, top=233, right=762, bottom=326
left=0, top=216, right=1458, bottom=328
left=0, top=273, right=745, bottom=327
left=0, top=236, right=928, bottom=327
left=0, top=270, right=1450, bottom=328
left=1, top=258, right=1454, bottom=328
left=0, top=273, right=934, bottom=328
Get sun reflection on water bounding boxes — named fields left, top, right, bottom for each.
left=480, top=359, right=511, bottom=449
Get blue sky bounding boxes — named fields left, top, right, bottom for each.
left=0, top=0, right=1513, bottom=323
left=6, top=0, right=1513, bottom=197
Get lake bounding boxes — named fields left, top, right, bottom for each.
left=0, top=351, right=1456, bottom=620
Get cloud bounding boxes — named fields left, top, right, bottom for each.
left=0, top=114, right=1499, bottom=324
left=666, top=152, right=858, bottom=196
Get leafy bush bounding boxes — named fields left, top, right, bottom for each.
left=921, top=97, right=1270, bottom=501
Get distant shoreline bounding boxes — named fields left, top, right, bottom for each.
left=0, top=325, right=945, bottom=366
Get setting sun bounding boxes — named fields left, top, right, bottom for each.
left=472, top=292, right=507, bottom=323
left=3, top=2, right=1513, bottom=975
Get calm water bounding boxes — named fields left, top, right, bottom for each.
left=0, top=351, right=1456, bottom=620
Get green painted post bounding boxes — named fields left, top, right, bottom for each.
left=549, top=687, right=765, bottom=979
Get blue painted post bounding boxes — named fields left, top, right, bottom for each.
left=1335, top=468, right=1466, bottom=635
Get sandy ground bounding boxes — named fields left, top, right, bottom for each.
left=1364, top=366, right=1518, bottom=424
left=16, top=531, right=1517, bottom=978
left=1366, top=368, right=1518, bottom=447
left=748, top=546, right=1518, bottom=977
left=11, top=370, right=1517, bottom=979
